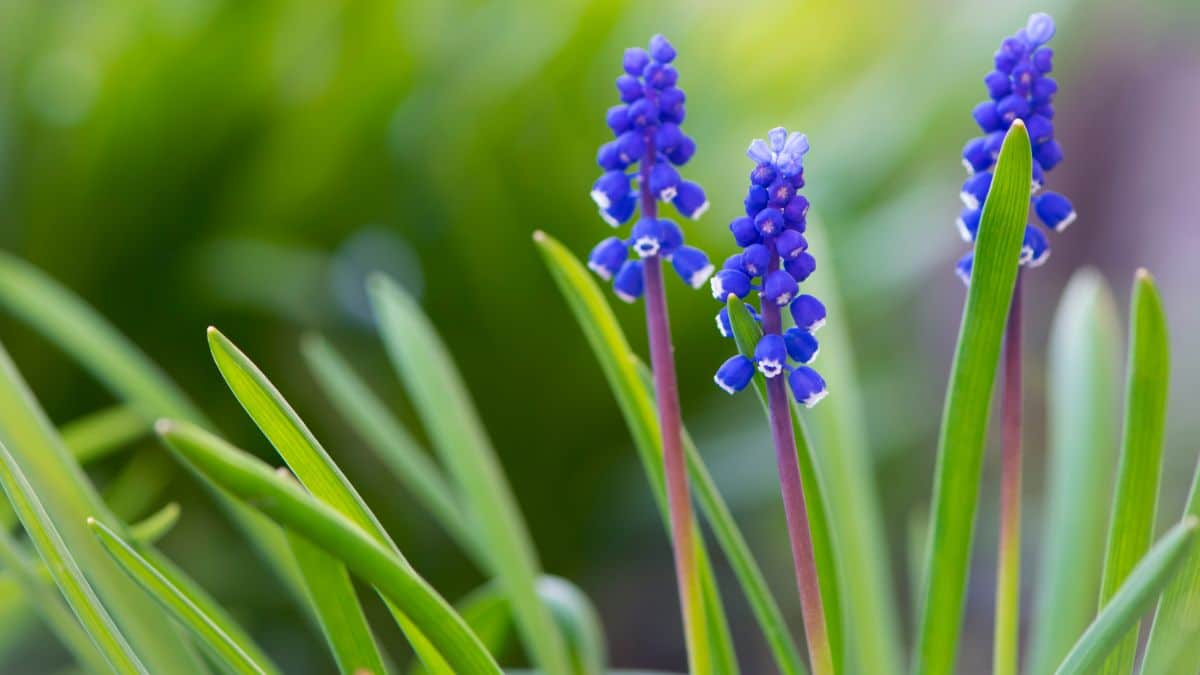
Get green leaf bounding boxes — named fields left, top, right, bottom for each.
left=367, top=274, right=573, bottom=675
left=798, top=216, right=904, bottom=675
left=128, top=502, right=181, bottom=545
left=89, top=517, right=279, bottom=675
left=0, top=342, right=206, bottom=674
left=299, top=334, right=479, bottom=566
left=0, top=522, right=109, bottom=673
left=157, top=420, right=503, bottom=674
left=914, top=121, right=1032, bottom=675
left=535, top=231, right=799, bottom=675
left=1097, top=269, right=1171, bottom=675
left=208, top=327, right=443, bottom=673
left=0, top=439, right=148, bottom=674
left=1143, top=458, right=1200, bottom=674
left=1027, top=268, right=1121, bottom=675
left=285, top=527, right=389, bottom=675
left=60, top=406, right=148, bottom=466
left=0, top=251, right=309, bottom=617
left=725, top=296, right=842, bottom=673
left=1055, top=517, right=1198, bottom=675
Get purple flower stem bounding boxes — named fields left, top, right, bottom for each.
left=761, top=252, right=833, bottom=675
left=639, top=131, right=702, bottom=669
left=994, top=272, right=1023, bottom=675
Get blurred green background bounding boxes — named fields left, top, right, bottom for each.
left=1, top=0, right=1198, bottom=672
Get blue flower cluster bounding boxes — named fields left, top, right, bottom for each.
left=587, top=34, right=713, bottom=302
left=711, top=128, right=828, bottom=408
left=956, top=12, right=1075, bottom=283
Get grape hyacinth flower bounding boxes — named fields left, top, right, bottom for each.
left=587, top=33, right=712, bottom=671
left=956, top=11, right=1074, bottom=279
left=952, top=13, right=1071, bottom=675
left=712, top=127, right=833, bottom=675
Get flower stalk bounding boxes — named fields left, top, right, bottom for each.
left=994, top=272, right=1023, bottom=675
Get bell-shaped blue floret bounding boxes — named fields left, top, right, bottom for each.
left=740, top=244, right=770, bottom=277
left=961, top=171, right=993, bottom=210
left=658, top=219, right=683, bottom=258
left=1020, top=224, right=1051, bottom=267
left=750, top=163, right=776, bottom=187
left=784, top=328, right=819, bottom=364
left=648, top=34, right=676, bottom=63
left=789, top=366, right=828, bottom=408
left=955, top=251, right=974, bottom=286
left=1034, top=191, right=1075, bottom=232
left=783, top=195, right=810, bottom=225
left=785, top=253, right=816, bottom=284
left=616, top=130, right=644, bottom=164
left=729, top=216, right=759, bottom=247
left=747, top=138, right=773, bottom=164
left=1025, top=13, right=1056, bottom=46
left=768, top=179, right=795, bottom=208
left=776, top=229, right=808, bottom=260
left=790, top=294, right=826, bottom=333
left=613, top=259, right=644, bottom=303
left=754, top=334, right=787, bottom=378
left=630, top=217, right=664, bottom=258
left=973, top=101, right=1002, bottom=133
left=587, top=237, right=628, bottom=281
left=710, top=268, right=751, bottom=300
left=672, top=180, right=709, bottom=219
left=716, top=307, right=733, bottom=338
left=623, top=48, right=650, bottom=76
left=600, top=193, right=637, bottom=227
left=627, top=97, right=659, bottom=128
left=957, top=208, right=982, bottom=242
left=591, top=170, right=630, bottom=210
left=1034, top=139, right=1063, bottom=170
left=762, top=269, right=799, bottom=306
left=659, top=87, right=686, bottom=123
left=615, top=74, right=642, bottom=103
left=963, top=137, right=992, bottom=174
left=745, top=185, right=769, bottom=215
left=985, top=71, right=1012, bottom=99
left=714, top=355, right=754, bottom=394
left=754, top=208, right=784, bottom=237
left=649, top=162, right=681, bottom=201
left=670, top=246, right=713, bottom=289
left=606, top=105, right=630, bottom=134
left=597, top=141, right=626, bottom=171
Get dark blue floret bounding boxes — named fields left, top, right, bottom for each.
left=587, top=34, right=713, bottom=300
left=954, top=12, right=1073, bottom=283
left=710, top=127, right=828, bottom=407
left=715, top=355, right=755, bottom=394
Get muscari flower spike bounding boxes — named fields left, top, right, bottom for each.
left=956, top=12, right=1075, bottom=282
left=587, top=34, right=714, bottom=302
left=712, top=127, right=828, bottom=408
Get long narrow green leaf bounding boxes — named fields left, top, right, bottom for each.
left=800, top=216, right=903, bottom=675
left=1097, top=268, right=1171, bottom=675
left=368, top=275, right=572, bottom=675
left=0, top=251, right=308, bottom=614
left=285, top=528, right=388, bottom=675
left=127, top=502, right=181, bottom=545
left=0, top=440, right=147, bottom=674
left=208, top=327, right=443, bottom=673
left=535, top=232, right=798, bottom=675
left=0, top=342, right=205, bottom=674
left=725, top=296, right=843, bottom=673
left=299, top=334, right=479, bottom=565
left=915, top=121, right=1031, bottom=675
left=157, top=420, right=502, bottom=674
left=89, top=518, right=278, bottom=675
left=0, top=524, right=109, bottom=673
left=1055, top=517, right=1198, bottom=675
left=60, top=406, right=148, bottom=466
left=1143, top=459, right=1200, bottom=674
left=1027, top=269, right=1121, bottom=675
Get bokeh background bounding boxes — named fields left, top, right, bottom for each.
left=2, top=0, right=1199, bottom=672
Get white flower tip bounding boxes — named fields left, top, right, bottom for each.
left=659, top=187, right=678, bottom=202
left=599, top=209, right=620, bottom=227
left=689, top=200, right=710, bottom=220
left=962, top=159, right=975, bottom=174
left=808, top=318, right=826, bottom=333
left=955, top=218, right=973, bottom=243
left=587, top=261, right=613, bottom=281
left=1054, top=211, right=1077, bottom=232
left=615, top=291, right=637, bottom=304
left=803, top=388, right=829, bottom=408
left=589, top=190, right=611, bottom=210
left=689, top=264, right=715, bottom=289
left=714, top=374, right=738, bottom=395
left=960, top=192, right=979, bottom=210
left=807, top=347, right=820, bottom=364
left=757, top=361, right=783, bottom=378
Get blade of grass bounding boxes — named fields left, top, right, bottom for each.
left=0, top=439, right=148, bottom=674
left=0, top=343, right=205, bottom=673
left=299, top=334, right=479, bottom=566
left=0, top=251, right=308, bottom=614
left=208, top=327, right=447, bottom=673
left=914, top=121, right=1032, bottom=675
left=0, top=524, right=109, bottom=673
left=1143, top=458, right=1200, bottom=674
left=60, top=406, right=147, bottom=466
left=1097, top=268, right=1170, bottom=675
left=535, top=231, right=800, bottom=675
left=367, top=274, right=573, bottom=675
left=797, top=215, right=904, bottom=675
left=89, top=517, right=279, bottom=675
left=157, top=420, right=502, bottom=674
left=1027, top=269, right=1121, bottom=675
left=285, top=527, right=389, bottom=675
left=127, top=502, right=181, bottom=545
left=1055, top=517, right=1198, bottom=675
left=725, top=296, right=843, bottom=673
